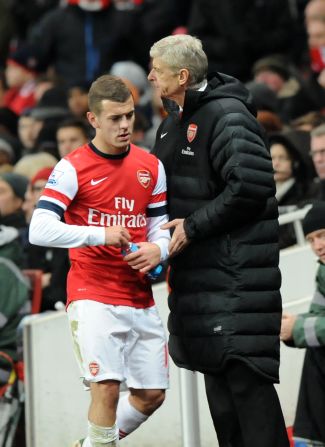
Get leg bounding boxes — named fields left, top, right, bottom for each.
left=89, top=380, right=120, bottom=426
left=204, top=372, right=245, bottom=447
left=81, top=380, right=120, bottom=447
left=117, top=389, right=165, bottom=439
left=227, top=361, right=289, bottom=447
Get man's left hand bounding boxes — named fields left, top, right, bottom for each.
left=123, top=242, right=161, bottom=274
left=161, top=218, right=190, bottom=257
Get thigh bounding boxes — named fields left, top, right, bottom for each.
left=67, top=300, right=132, bottom=385
left=125, top=306, right=169, bottom=389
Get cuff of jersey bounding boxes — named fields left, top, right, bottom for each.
left=87, top=226, right=106, bottom=246
left=152, top=238, right=169, bottom=262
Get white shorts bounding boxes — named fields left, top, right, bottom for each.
left=67, top=300, right=169, bottom=390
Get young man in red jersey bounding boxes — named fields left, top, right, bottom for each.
left=29, top=75, right=170, bottom=447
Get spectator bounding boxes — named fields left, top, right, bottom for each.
left=291, top=111, right=325, bottom=132
left=13, top=151, right=57, bottom=179
left=149, top=34, right=289, bottom=447
left=3, top=44, right=45, bottom=116
left=28, top=0, right=178, bottom=86
left=0, top=225, right=29, bottom=404
left=310, top=124, right=325, bottom=199
left=0, top=172, right=28, bottom=228
left=67, top=81, right=90, bottom=119
left=280, top=201, right=325, bottom=447
left=187, top=0, right=295, bottom=82
left=269, top=131, right=318, bottom=248
left=0, top=137, right=15, bottom=169
left=305, top=0, right=325, bottom=25
left=17, top=109, right=37, bottom=156
left=56, top=118, right=90, bottom=158
left=22, top=166, right=69, bottom=311
left=252, top=54, right=324, bottom=122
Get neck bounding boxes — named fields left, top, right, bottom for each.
left=91, top=136, right=129, bottom=155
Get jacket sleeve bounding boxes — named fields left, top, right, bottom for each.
left=184, top=110, right=276, bottom=240
left=292, top=289, right=325, bottom=348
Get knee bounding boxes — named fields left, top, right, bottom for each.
left=91, top=380, right=120, bottom=409
left=132, top=389, right=166, bottom=415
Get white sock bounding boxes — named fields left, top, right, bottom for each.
left=116, top=393, right=149, bottom=439
left=83, top=421, right=119, bottom=446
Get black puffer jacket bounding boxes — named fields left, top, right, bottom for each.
left=152, top=73, right=282, bottom=382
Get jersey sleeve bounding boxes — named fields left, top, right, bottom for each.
left=29, top=158, right=105, bottom=248
left=146, top=159, right=170, bottom=261
left=37, top=158, right=78, bottom=219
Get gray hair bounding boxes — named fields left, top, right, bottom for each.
left=311, top=123, right=325, bottom=138
left=149, top=35, right=208, bottom=88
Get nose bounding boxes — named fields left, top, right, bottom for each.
left=148, top=69, right=155, bottom=81
left=120, top=115, right=129, bottom=129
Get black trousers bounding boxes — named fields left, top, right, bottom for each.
left=204, top=360, right=289, bottom=447
left=293, top=349, right=325, bottom=443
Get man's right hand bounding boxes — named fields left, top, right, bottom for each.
left=104, top=226, right=131, bottom=247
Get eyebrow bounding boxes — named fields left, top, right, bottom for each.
left=107, top=109, right=135, bottom=119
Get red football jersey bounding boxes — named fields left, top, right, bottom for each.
left=38, top=143, right=168, bottom=308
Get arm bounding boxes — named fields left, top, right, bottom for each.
left=184, top=111, right=275, bottom=240
left=29, top=158, right=130, bottom=249
left=281, top=289, right=325, bottom=348
left=124, top=160, right=170, bottom=273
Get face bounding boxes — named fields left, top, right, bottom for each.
left=57, top=126, right=88, bottom=158
left=68, top=87, right=89, bottom=117
left=0, top=179, right=23, bottom=217
left=270, top=144, right=293, bottom=182
left=148, top=57, right=185, bottom=104
left=254, top=71, right=285, bottom=93
left=18, top=116, right=37, bottom=149
left=23, top=179, right=48, bottom=223
left=307, top=20, right=325, bottom=48
left=306, top=229, right=325, bottom=262
left=5, top=64, right=32, bottom=88
left=311, top=134, right=325, bottom=178
left=87, top=96, right=135, bottom=153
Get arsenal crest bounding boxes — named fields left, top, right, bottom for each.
left=187, top=123, right=198, bottom=143
left=89, top=361, right=99, bottom=376
left=137, top=170, right=151, bottom=188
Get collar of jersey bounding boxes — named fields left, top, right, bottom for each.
left=89, top=142, right=130, bottom=159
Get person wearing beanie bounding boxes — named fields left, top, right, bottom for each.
left=21, top=165, right=69, bottom=312
left=0, top=172, right=28, bottom=228
left=280, top=201, right=325, bottom=447
left=252, top=54, right=325, bottom=123
left=3, top=44, right=45, bottom=116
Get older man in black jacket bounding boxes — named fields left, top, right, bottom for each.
left=148, top=34, right=289, bottom=447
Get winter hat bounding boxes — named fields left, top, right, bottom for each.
left=302, top=202, right=325, bottom=236
left=7, top=44, right=45, bottom=74
left=246, top=81, right=279, bottom=113
left=253, top=55, right=290, bottom=81
left=30, top=87, right=70, bottom=121
left=31, top=167, right=53, bottom=185
left=0, top=138, right=15, bottom=163
left=0, top=172, right=28, bottom=200
left=110, top=61, right=151, bottom=106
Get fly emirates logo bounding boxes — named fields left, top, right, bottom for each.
left=87, top=197, right=146, bottom=228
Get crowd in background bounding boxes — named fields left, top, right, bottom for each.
left=0, top=0, right=324, bottom=311
left=0, top=0, right=325, bottom=445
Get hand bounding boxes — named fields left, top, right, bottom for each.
left=280, top=313, right=297, bottom=341
left=161, top=218, right=189, bottom=257
left=104, top=226, right=131, bottom=248
left=123, top=242, right=161, bottom=274
left=318, top=69, right=325, bottom=88
left=41, top=272, right=52, bottom=288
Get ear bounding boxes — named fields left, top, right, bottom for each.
left=179, top=68, right=190, bottom=86
left=87, top=111, right=99, bottom=129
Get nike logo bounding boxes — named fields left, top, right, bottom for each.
left=160, top=132, right=168, bottom=139
left=91, top=177, right=108, bottom=186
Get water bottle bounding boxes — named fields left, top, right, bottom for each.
left=121, top=242, right=163, bottom=280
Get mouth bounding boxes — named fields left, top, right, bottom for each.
left=118, top=133, right=130, bottom=141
